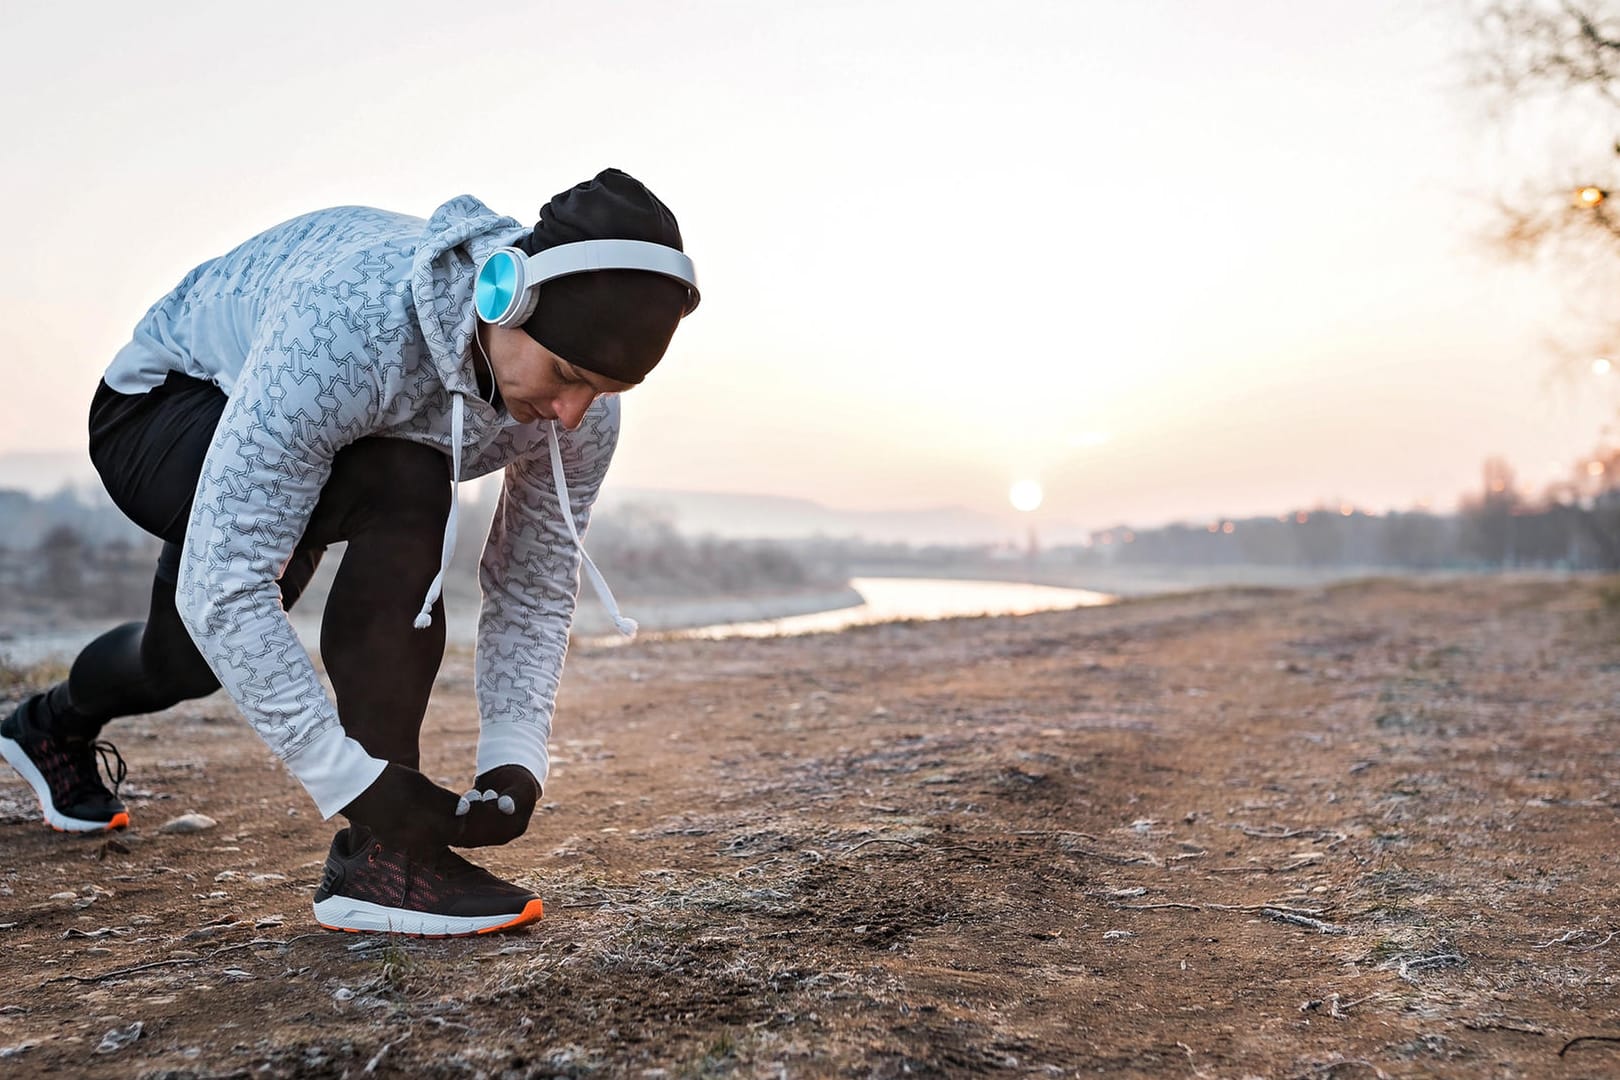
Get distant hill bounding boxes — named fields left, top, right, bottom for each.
left=595, top=487, right=1073, bottom=545
left=0, top=451, right=98, bottom=496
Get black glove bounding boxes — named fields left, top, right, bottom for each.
left=453, top=764, right=541, bottom=847
left=341, top=762, right=489, bottom=852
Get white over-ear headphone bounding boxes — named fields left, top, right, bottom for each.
left=473, top=240, right=700, bottom=327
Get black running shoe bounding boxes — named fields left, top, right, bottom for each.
left=0, top=694, right=129, bottom=833
left=312, top=827, right=543, bottom=937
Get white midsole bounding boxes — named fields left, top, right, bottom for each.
left=0, top=732, right=116, bottom=832
left=312, top=895, right=533, bottom=935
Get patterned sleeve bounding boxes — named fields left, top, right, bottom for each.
left=174, top=295, right=389, bottom=820
left=473, top=396, right=620, bottom=786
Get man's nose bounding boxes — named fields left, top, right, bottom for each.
left=554, top=390, right=594, bottom=431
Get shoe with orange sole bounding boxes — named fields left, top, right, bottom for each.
left=0, top=695, right=130, bottom=833
left=312, top=826, right=543, bottom=937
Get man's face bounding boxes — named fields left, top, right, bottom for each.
left=481, top=323, right=636, bottom=431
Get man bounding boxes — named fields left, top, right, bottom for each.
left=0, top=169, right=698, bottom=937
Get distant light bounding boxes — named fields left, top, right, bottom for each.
left=1221, top=521, right=1235, bottom=534
left=1009, top=480, right=1044, bottom=513
left=1489, top=480, right=1506, bottom=493
left=1596, top=357, right=1614, bottom=376
left=1589, top=460, right=1607, bottom=476
left=1121, top=530, right=1135, bottom=543
left=1207, top=522, right=1220, bottom=533
left=1339, top=504, right=1354, bottom=517
left=1295, top=511, right=1310, bottom=524
left=1576, top=185, right=1608, bottom=208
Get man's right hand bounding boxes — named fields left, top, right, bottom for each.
left=340, top=762, right=476, bottom=851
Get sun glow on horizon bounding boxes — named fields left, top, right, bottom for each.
left=1009, top=480, right=1044, bottom=513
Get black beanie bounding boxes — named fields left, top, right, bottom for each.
left=515, top=168, right=691, bottom=385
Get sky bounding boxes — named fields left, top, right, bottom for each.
left=1, top=0, right=1615, bottom=539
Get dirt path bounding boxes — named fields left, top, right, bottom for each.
left=1, top=578, right=1617, bottom=1078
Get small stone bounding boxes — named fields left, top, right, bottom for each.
left=48, top=892, right=76, bottom=902
left=248, top=873, right=287, bottom=884
left=95, top=1021, right=143, bottom=1054
left=159, top=814, right=218, bottom=835
left=333, top=987, right=355, bottom=1001
left=213, top=871, right=238, bottom=883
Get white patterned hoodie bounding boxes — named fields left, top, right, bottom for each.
left=105, top=196, right=616, bottom=818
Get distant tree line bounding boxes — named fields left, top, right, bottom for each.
left=1078, top=457, right=1620, bottom=571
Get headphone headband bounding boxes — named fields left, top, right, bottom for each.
left=474, top=240, right=700, bottom=328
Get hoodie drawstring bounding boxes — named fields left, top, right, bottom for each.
left=548, top=419, right=638, bottom=638
left=415, top=392, right=464, bottom=629
left=412, top=396, right=637, bottom=639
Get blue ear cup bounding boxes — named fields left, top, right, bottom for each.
left=474, top=249, right=536, bottom=326
left=473, top=249, right=524, bottom=325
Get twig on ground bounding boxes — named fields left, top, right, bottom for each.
left=1261, top=909, right=1347, bottom=934
left=1395, top=952, right=1466, bottom=979
left=365, top=1035, right=407, bottom=1074
left=841, top=838, right=919, bottom=855
left=1326, top=992, right=1389, bottom=1019
left=1462, top=1018, right=1544, bottom=1035
left=43, top=957, right=198, bottom=985
left=42, top=934, right=326, bottom=985
left=1101, top=897, right=1348, bottom=932
left=1539, top=928, right=1620, bottom=951
left=1012, top=830, right=1163, bottom=866
left=1560, top=1035, right=1620, bottom=1056
left=1175, top=1040, right=1213, bottom=1079
left=1230, top=824, right=1349, bottom=847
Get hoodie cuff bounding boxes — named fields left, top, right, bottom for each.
left=475, top=723, right=550, bottom=792
left=283, top=726, right=388, bottom=820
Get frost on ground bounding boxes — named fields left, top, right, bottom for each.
left=0, top=577, right=1616, bottom=1078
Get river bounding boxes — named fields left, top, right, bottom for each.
left=0, top=577, right=1114, bottom=666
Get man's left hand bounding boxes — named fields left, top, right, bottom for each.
left=454, top=764, right=541, bottom=847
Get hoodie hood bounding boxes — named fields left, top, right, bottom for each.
left=409, top=194, right=529, bottom=397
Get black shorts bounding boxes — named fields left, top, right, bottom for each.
left=88, top=372, right=229, bottom=582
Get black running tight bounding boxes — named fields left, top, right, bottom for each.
left=38, top=373, right=452, bottom=770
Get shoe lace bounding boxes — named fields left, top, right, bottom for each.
left=61, top=737, right=126, bottom=804
left=93, top=740, right=128, bottom=796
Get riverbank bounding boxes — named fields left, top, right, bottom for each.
left=1, top=576, right=1617, bottom=1076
